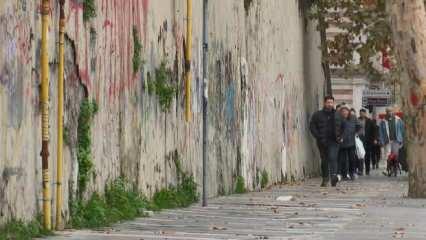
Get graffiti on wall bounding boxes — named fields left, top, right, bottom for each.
left=0, top=3, right=34, bottom=127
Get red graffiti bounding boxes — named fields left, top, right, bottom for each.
left=79, top=69, right=91, bottom=90
left=276, top=73, right=284, bottom=82
left=103, top=19, right=113, bottom=29
left=15, top=21, right=32, bottom=64
left=410, top=89, right=420, bottom=107
left=69, top=0, right=83, bottom=11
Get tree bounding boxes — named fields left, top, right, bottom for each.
left=309, top=0, right=396, bottom=81
left=388, top=0, right=426, bottom=198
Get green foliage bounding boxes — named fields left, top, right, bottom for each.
left=69, top=157, right=198, bottom=229
left=70, top=178, right=149, bottom=229
left=146, top=61, right=176, bottom=111
left=0, top=217, right=52, bottom=240
left=132, top=26, right=144, bottom=73
left=235, top=176, right=246, bottom=194
left=155, top=61, right=175, bottom=111
left=83, top=0, right=96, bottom=22
left=152, top=152, right=198, bottom=209
left=146, top=73, right=156, bottom=95
left=77, top=99, right=98, bottom=197
left=260, top=169, right=269, bottom=189
left=308, top=0, right=396, bottom=79
left=152, top=174, right=198, bottom=209
left=63, top=126, right=70, bottom=146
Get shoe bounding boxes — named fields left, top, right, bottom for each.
left=366, top=171, right=370, bottom=176
left=342, top=174, right=350, bottom=181
left=321, top=179, right=329, bottom=187
left=331, top=175, right=338, bottom=187
left=358, top=172, right=364, bottom=176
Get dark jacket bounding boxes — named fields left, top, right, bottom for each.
left=310, top=108, right=341, bottom=145
left=340, top=115, right=361, bottom=148
left=358, top=117, right=378, bottom=148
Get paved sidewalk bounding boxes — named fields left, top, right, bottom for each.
left=44, top=170, right=426, bottom=240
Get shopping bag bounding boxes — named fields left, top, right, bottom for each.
left=355, top=135, right=366, bottom=159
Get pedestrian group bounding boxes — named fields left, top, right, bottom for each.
left=310, top=96, right=405, bottom=187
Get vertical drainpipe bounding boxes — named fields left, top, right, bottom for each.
left=185, top=0, right=193, bottom=122
left=40, top=0, right=51, bottom=230
left=55, top=0, right=65, bottom=230
left=202, top=0, right=209, bottom=207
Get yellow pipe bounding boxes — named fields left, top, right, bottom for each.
left=40, top=0, right=51, bottom=230
left=55, top=0, right=65, bottom=230
left=185, top=0, right=193, bottom=122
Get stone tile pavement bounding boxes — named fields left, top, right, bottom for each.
left=43, top=170, right=426, bottom=240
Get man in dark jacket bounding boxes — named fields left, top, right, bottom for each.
left=358, top=109, right=378, bottom=175
left=310, top=96, right=341, bottom=187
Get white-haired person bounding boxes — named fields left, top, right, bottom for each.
left=379, top=107, right=405, bottom=176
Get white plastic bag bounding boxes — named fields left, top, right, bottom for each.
left=355, top=135, right=366, bottom=159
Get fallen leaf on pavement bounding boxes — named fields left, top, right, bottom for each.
left=159, top=230, right=176, bottom=235
left=352, top=203, right=366, bottom=208
left=211, top=226, right=227, bottom=230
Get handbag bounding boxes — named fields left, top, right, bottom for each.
left=355, top=135, right=366, bottom=159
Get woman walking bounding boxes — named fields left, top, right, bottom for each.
left=338, top=104, right=361, bottom=180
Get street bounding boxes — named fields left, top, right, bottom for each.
left=43, top=169, right=426, bottom=240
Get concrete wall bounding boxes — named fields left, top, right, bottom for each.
left=0, top=0, right=325, bottom=223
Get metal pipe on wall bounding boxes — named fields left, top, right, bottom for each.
left=55, top=0, right=66, bottom=230
left=185, top=0, right=193, bottom=122
left=40, top=0, right=51, bottom=230
left=202, top=0, right=209, bottom=207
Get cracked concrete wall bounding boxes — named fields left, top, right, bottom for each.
left=0, top=0, right=325, bottom=222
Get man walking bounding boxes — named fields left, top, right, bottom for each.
left=379, top=107, right=404, bottom=162
left=310, top=96, right=341, bottom=187
left=372, top=112, right=381, bottom=169
left=358, top=109, right=378, bottom=175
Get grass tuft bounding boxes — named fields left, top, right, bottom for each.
left=0, top=217, right=52, bottom=240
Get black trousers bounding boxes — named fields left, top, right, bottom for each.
left=318, top=142, right=339, bottom=180
left=357, top=154, right=364, bottom=174
left=374, top=145, right=381, bottom=165
left=339, top=147, right=357, bottom=177
left=364, top=147, right=375, bottom=173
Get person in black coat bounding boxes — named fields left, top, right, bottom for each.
left=358, top=109, right=379, bottom=175
left=338, top=104, right=361, bottom=180
left=310, top=96, right=342, bottom=187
